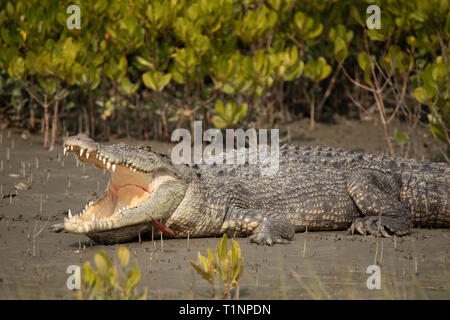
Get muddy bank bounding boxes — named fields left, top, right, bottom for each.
left=0, top=118, right=448, bottom=299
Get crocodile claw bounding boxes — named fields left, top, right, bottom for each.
left=348, top=216, right=411, bottom=237
left=49, top=223, right=66, bottom=233
left=249, top=233, right=291, bottom=245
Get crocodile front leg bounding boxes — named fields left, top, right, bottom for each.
left=222, top=207, right=295, bottom=245
left=347, top=169, right=413, bottom=237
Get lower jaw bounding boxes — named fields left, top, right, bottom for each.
left=65, top=186, right=151, bottom=232
left=86, top=222, right=156, bottom=244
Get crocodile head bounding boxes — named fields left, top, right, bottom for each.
left=62, top=134, right=187, bottom=244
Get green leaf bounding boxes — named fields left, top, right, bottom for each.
left=430, top=123, right=446, bottom=142
left=351, top=7, right=364, bottom=26
left=333, top=37, right=348, bottom=62
left=212, top=116, right=227, bottom=129
left=357, top=52, right=370, bottom=73
left=7, top=56, right=25, bottom=79
left=234, top=103, right=248, bottom=123
left=135, top=56, right=154, bottom=70
left=414, top=87, right=428, bottom=105
left=122, top=14, right=138, bottom=35
left=217, top=233, right=228, bottom=261
left=82, top=262, right=96, bottom=287
left=304, top=57, right=331, bottom=82
left=94, top=251, right=111, bottom=275
left=125, top=263, right=141, bottom=289
left=293, top=11, right=323, bottom=39
left=394, top=130, right=408, bottom=147
left=6, top=2, right=14, bottom=16
left=221, top=83, right=235, bottom=94
left=142, top=71, right=171, bottom=92
left=62, top=37, right=79, bottom=64
left=367, top=29, right=386, bottom=41
left=117, top=246, right=130, bottom=268
left=190, top=260, right=211, bottom=280
left=142, top=72, right=156, bottom=91
left=432, top=62, right=447, bottom=87
left=215, top=100, right=225, bottom=116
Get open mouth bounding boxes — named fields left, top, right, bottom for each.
left=63, top=142, right=174, bottom=234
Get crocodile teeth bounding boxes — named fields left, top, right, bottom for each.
left=80, top=149, right=84, bottom=157
left=112, top=164, right=116, bottom=172
left=103, top=158, right=107, bottom=165
left=86, top=151, right=90, bottom=158
left=70, top=146, right=73, bottom=151
left=68, top=209, right=72, bottom=219
left=63, top=146, right=67, bottom=156
left=106, top=162, right=111, bottom=169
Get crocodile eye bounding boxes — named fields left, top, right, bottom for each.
left=138, top=145, right=152, bottom=152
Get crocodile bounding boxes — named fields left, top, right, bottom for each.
left=50, top=134, right=450, bottom=245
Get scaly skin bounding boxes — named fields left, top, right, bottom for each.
left=50, top=134, right=450, bottom=245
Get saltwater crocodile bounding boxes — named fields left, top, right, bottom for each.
left=50, top=134, right=449, bottom=245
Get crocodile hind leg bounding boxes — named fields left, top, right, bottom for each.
left=347, top=169, right=412, bottom=237
left=223, top=207, right=295, bottom=245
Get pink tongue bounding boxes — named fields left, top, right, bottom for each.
left=151, top=217, right=174, bottom=235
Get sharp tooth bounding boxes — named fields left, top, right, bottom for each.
left=80, top=149, right=84, bottom=157
left=86, top=151, right=90, bottom=158
left=103, top=158, right=107, bottom=165
left=70, top=146, right=73, bottom=150
left=106, top=162, right=111, bottom=169
left=63, top=146, right=67, bottom=155
left=112, top=164, right=116, bottom=172
left=68, top=209, right=72, bottom=219
left=132, top=168, right=136, bottom=172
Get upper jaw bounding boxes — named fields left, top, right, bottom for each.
left=64, top=136, right=147, bottom=173
left=63, top=134, right=176, bottom=175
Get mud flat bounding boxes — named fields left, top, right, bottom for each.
left=0, top=120, right=448, bottom=299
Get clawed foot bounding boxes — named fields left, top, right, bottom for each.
left=249, top=218, right=295, bottom=245
left=49, top=223, right=65, bottom=233
left=348, top=216, right=411, bottom=237
left=249, top=232, right=292, bottom=245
